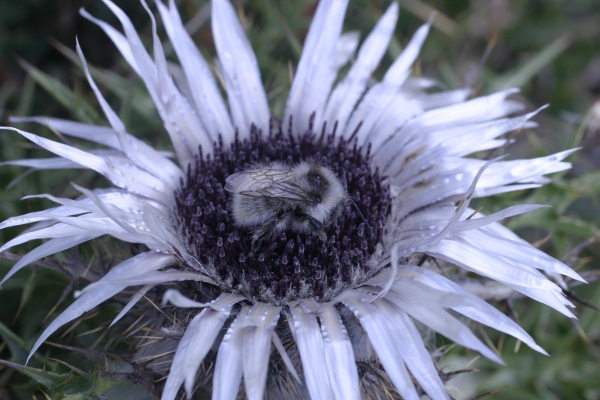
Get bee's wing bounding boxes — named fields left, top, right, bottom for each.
left=225, top=168, right=311, bottom=203
left=259, top=181, right=313, bottom=202
left=224, top=168, right=295, bottom=194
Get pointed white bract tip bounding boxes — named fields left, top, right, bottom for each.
left=8, top=116, right=29, bottom=124
left=538, top=103, right=551, bottom=111
left=427, top=10, right=438, bottom=24
left=563, top=267, right=587, bottom=283
left=536, top=345, right=550, bottom=356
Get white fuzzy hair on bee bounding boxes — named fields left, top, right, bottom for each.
left=225, top=161, right=347, bottom=249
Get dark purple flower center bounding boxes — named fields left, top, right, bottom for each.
left=174, top=119, right=391, bottom=304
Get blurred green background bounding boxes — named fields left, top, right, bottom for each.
left=0, top=0, right=599, bottom=399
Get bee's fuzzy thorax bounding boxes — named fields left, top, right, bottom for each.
left=174, top=121, right=391, bottom=305
left=225, top=160, right=347, bottom=242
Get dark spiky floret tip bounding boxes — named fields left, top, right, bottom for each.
left=174, top=118, right=391, bottom=305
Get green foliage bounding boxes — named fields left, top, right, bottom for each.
left=16, top=59, right=102, bottom=125
left=0, top=0, right=598, bottom=399
left=0, top=359, right=155, bottom=400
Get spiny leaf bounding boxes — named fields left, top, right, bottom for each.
left=0, top=360, right=155, bottom=399
left=0, top=359, right=88, bottom=390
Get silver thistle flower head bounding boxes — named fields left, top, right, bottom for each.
left=0, top=0, right=585, bottom=399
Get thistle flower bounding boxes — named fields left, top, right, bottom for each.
left=0, top=0, right=585, bottom=399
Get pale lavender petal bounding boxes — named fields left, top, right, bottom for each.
left=454, top=227, right=585, bottom=282
left=161, top=293, right=240, bottom=400
left=110, top=285, right=153, bottom=327
left=1, top=127, right=170, bottom=202
left=288, top=305, right=334, bottom=400
left=407, top=88, right=521, bottom=129
left=8, top=190, right=171, bottom=252
left=366, top=89, right=475, bottom=158
left=98, top=0, right=211, bottom=166
left=285, top=0, right=349, bottom=136
left=333, top=31, right=360, bottom=70
left=241, top=304, right=280, bottom=400
left=2, top=149, right=163, bottom=174
left=385, top=291, right=503, bottom=363
left=0, top=223, right=92, bottom=254
left=141, top=203, right=184, bottom=252
left=80, top=8, right=139, bottom=74
left=76, top=270, right=208, bottom=293
left=389, top=111, right=543, bottom=183
left=376, top=90, right=523, bottom=171
left=452, top=205, right=548, bottom=231
left=75, top=40, right=182, bottom=185
left=342, top=296, right=420, bottom=400
left=212, top=0, right=269, bottom=136
left=393, top=266, right=547, bottom=354
left=414, top=88, right=472, bottom=110
left=0, top=201, right=92, bottom=229
left=383, top=17, right=433, bottom=85
left=11, top=116, right=120, bottom=149
left=161, top=289, right=210, bottom=308
left=371, top=299, right=449, bottom=400
left=2, top=213, right=163, bottom=252
left=474, top=149, right=576, bottom=191
left=271, top=332, right=301, bottom=383
left=346, top=19, right=432, bottom=145
left=324, top=2, right=398, bottom=134
left=11, top=116, right=169, bottom=158
left=504, top=282, right=575, bottom=318
left=70, top=184, right=136, bottom=234
left=1, top=234, right=100, bottom=284
left=27, top=189, right=170, bottom=220
left=212, top=311, right=244, bottom=400
left=1, top=156, right=92, bottom=170
left=318, top=305, right=360, bottom=400
left=157, top=0, right=234, bottom=143
left=428, top=239, right=559, bottom=291
left=394, top=148, right=577, bottom=208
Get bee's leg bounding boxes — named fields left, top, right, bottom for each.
left=250, top=217, right=282, bottom=252
left=251, top=224, right=273, bottom=252
left=305, top=216, right=327, bottom=242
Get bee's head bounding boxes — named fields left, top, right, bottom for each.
left=306, top=171, right=326, bottom=204
left=302, top=163, right=343, bottom=206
